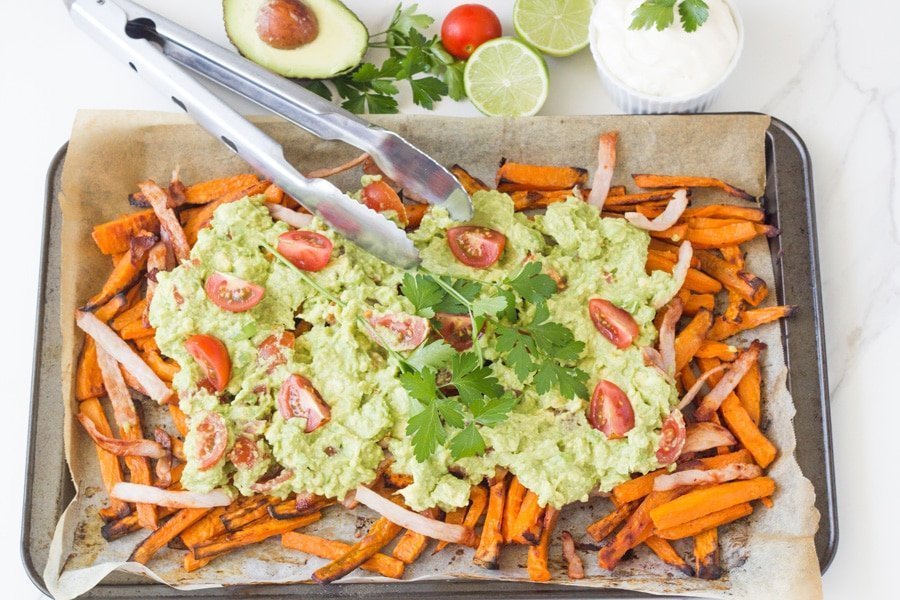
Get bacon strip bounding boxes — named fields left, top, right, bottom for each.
left=111, top=482, right=232, bottom=508
left=652, top=463, right=763, bottom=492
left=306, top=152, right=370, bottom=179
left=695, top=341, right=766, bottom=421
left=139, top=180, right=191, bottom=262
left=76, top=311, right=172, bottom=404
left=587, top=131, right=618, bottom=210
left=268, top=203, right=314, bottom=229
left=94, top=344, right=138, bottom=428
left=658, top=298, right=683, bottom=376
left=355, top=485, right=476, bottom=545
left=677, top=364, right=728, bottom=410
left=625, top=189, right=689, bottom=231
left=77, top=413, right=166, bottom=458
left=560, top=531, right=584, bottom=579
left=653, top=241, right=694, bottom=309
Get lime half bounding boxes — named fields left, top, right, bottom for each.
left=463, top=38, right=549, bottom=117
left=513, top=0, right=593, bottom=57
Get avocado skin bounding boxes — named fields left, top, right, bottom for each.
left=224, top=0, right=368, bottom=80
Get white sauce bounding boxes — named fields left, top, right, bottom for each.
left=591, top=0, right=739, bottom=98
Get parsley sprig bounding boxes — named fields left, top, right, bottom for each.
left=306, top=4, right=465, bottom=114
left=629, top=0, right=710, bottom=33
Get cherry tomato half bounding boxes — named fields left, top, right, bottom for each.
left=277, top=374, right=331, bottom=433
left=434, top=312, right=476, bottom=351
left=588, top=298, right=639, bottom=349
left=656, top=409, right=687, bottom=465
left=446, top=226, right=506, bottom=269
left=366, top=312, right=429, bottom=351
left=258, top=331, right=295, bottom=372
left=228, top=436, right=259, bottom=470
left=204, top=272, right=265, bottom=312
left=185, top=334, right=231, bottom=393
left=362, top=180, right=408, bottom=225
left=196, top=412, right=228, bottom=470
left=588, top=380, right=635, bottom=439
left=277, top=230, right=333, bottom=272
left=441, top=4, right=502, bottom=60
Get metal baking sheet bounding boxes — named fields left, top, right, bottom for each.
left=20, top=115, right=837, bottom=597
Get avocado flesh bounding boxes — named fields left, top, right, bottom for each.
left=224, top=0, right=368, bottom=79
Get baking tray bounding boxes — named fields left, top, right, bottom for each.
left=21, top=116, right=837, bottom=598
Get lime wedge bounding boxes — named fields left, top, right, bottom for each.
left=513, top=0, right=593, bottom=57
left=463, top=38, right=549, bottom=117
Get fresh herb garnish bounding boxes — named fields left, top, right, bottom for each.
left=629, top=0, right=710, bottom=33
left=309, top=4, right=466, bottom=114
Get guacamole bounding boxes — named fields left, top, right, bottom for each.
left=149, top=191, right=679, bottom=511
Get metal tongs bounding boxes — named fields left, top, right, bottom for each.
left=64, top=0, right=474, bottom=268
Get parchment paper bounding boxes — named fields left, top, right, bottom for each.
left=44, top=110, right=821, bottom=599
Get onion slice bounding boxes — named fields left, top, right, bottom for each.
left=682, top=422, right=737, bottom=453
left=355, top=485, right=476, bottom=545
left=658, top=298, right=683, bottom=376
left=653, top=241, right=693, bottom=309
left=695, top=340, right=766, bottom=420
left=587, top=131, right=618, bottom=210
left=677, top=364, right=729, bottom=410
left=111, top=482, right=232, bottom=508
left=652, top=463, right=763, bottom=492
left=268, top=203, right=314, bottom=229
left=306, top=152, right=369, bottom=179
left=76, top=311, right=173, bottom=404
left=76, top=413, right=167, bottom=458
left=625, top=189, right=689, bottom=231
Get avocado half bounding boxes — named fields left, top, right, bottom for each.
left=224, top=0, right=368, bottom=79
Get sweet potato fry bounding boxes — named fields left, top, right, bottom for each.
left=597, top=489, right=684, bottom=571
left=682, top=204, right=764, bottom=222
left=450, top=164, right=489, bottom=195
left=180, top=506, right=229, bottom=550
left=511, top=491, right=545, bottom=545
left=167, top=403, right=189, bottom=437
left=474, top=475, right=507, bottom=569
left=142, top=349, right=179, bottom=382
left=502, top=476, right=526, bottom=542
left=497, top=160, right=588, bottom=192
left=721, top=394, right=777, bottom=468
left=75, top=337, right=104, bottom=401
left=707, top=306, right=796, bottom=341
left=312, top=515, right=403, bottom=583
left=83, top=249, right=147, bottom=311
left=282, top=531, right=404, bottom=579
left=685, top=222, right=767, bottom=249
left=193, top=512, right=321, bottom=560
left=655, top=502, right=753, bottom=540
left=608, top=185, right=626, bottom=197
left=611, top=470, right=666, bottom=505
left=130, top=508, right=211, bottom=564
left=693, top=528, right=722, bottom=579
left=645, top=535, right=693, bottom=576
left=510, top=189, right=580, bottom=211
left=649, top=477, right=775, bottom=531
left=404, top=203, right=428, bottom=230
left=645, top=252, right=722, bottom=294
left=262, top=183, right=284, bottom=205
left=432, top=505, right=467, bottom=555
left=526, top=506, right=559, bottom=582
left=695, top=341, right=739, bottom=361
left=604, top=199, right=670, bottom=215
left=696, top=251, right=768, bottom=306
left=183, top=180, right=271, bottom=246
left=184, top=173, right=260, bottom=205
left=111, top=299, right=148, bottom=332
left=79, top=398, right=130, bottom=518
left=392, top=508, right=440, bottom=564
left=120, top=319, right=155, bottom=341
left=586, top=500, right=638, bottom=541
left=736, top=359, right=761, bottom=424
left=760, top=496, right=774, bottom=509
left=674, top=309, right=713, bottom=373
left=220, top=496, right=272, bottom=532
left=604, top=188, right=685, bottom=207
left=101, top=512, right=141, bottom=541
left=632, top=174, right=754, bottom=201
left=462, top=485, right=488, bottom=532
left=139, top=180, right=191, bottom=262
left=649, top=223, right=688, bottom=243
left=686, top=217, right=751, bottom=230
left=91, top=209, right=160, bottom=255
left=677, top=290, right=715, bottom=316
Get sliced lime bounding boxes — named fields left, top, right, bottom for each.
left=513, top=0, right=593, bottom=58
left=463, top=38, right=549, bottom=117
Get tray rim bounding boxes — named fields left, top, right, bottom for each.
left=20, top=114, right=838, bottom=597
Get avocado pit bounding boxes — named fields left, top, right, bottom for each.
left=256, top=0, right=319, bottom=50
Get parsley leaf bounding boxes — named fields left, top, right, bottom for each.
left=471, top=295, right=508, bottom=318
left=434, top=278, right=482, bottom=314
left=451, top=352, right=503, bottom=405
left=399, top=368, right=438, bottom=404
left=449, top=423, right=485, bottom=460
left=678, top=0, right=709, bottom=32
left=410, top=76, right=449, bottom=110
left=506, top=262, right=558, bottom=305
left=436, top=397, right=466, bottom=429
left=444, top=61, right=467, bottom=101
left=304, top=80, right=332, bottom=100
left=401, top=273, right=444, bottom=318
left=391, top=3, right=434, bottom=35
left=629, top=0, right=676, bottom=31
left=406, top=402, right=445, bottom=462
left=471, top=393, right=518, bottom=426
left=406, top=340, right=455, bottom=371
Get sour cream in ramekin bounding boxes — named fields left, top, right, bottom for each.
left=589, top=0, right=743, bottom=113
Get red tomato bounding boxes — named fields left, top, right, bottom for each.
left=204, top=272, right=265, bottom=312
left=362, top=180, right=408, bottom=225
left=258, top=331, right=295, bottom=371
left=277, top=230, right=333, bottom=272
left=434, top=312, right=476, bottom=351
left=441, top=4, right=502, bottom=60
left=366, top=312, right=429, bottom=351
left=656, top=409, right=687, bottom=465
left=588, top=298, right=639, bottom=349
left=446, top=226, right=506, bottom=269
left=228, top=436, right=259, bottom=470
left=588, top=380, right=635, bottom=439
left=185, top=334, right=231, bottom=393
left=277, top=374, right=331, bottom=432
left=196, top=412, right=228, bottom=470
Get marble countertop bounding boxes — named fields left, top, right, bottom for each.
left=2, top=1, right=897, bottom=598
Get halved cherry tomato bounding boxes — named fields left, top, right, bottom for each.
left=204, top=272, right=265, bottom=312
left=441, top=4, right=502, bottom=60
left=588, top=380, right=635, bottom=439
left=434, top=312, right=476, bottom=351
left=258, top=331, right=295, bottom=372
left=588, top=298, right=639, bottom=349
left=446, top=226, right=506, bottom=269
left=196, top=412, right=228, bottom=470
left=277, top=374, right=331, bottom=432
left=361, top=180, right=408, bottom=225
left=228, top=436, right=259, bottom=470
left=366, top=312, right=429, bottom=351
left=185, top=334, right=231, bottom=392
left=656, top=409, right=687, bottom=465
left=277, top=230, right=333, bottom=272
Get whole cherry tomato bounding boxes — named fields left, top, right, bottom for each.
left=441, top=4, right=502, bottom=60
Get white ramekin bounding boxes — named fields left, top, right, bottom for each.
left=589, top=0, right=744, bottom=114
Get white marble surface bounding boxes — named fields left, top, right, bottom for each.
left=1, top=0, right=897, bottom=597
